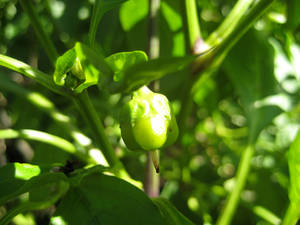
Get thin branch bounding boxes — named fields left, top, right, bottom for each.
left=19, top=0, right=59, bottom=65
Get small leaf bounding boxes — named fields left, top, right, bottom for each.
left=105, top=50, right=148, bottom=81
left=51, top=172, right=164, bottom=225
left=153, top=198, right=195, bottom=225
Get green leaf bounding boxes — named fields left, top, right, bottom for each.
left=287, top=0, right=300, bottom=30
left=223, top=30, right=282, bottom=143
left=89, top=0, right=128, bottom=47
left=53, top=42, right=113, bottom=93
left=51, top=172, right=164, bottom=225
left=153, top=198, right=195, bottom=225
left=288, top=129, right=300, bottom=204
left=105, top=50, right=148, bottom=81
left=117, top=55, right=198, bottom=93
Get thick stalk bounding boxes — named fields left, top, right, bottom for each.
left=281, top=202, right=300, bottom=225
left=19, top=0, right=59, bottom=65
left=216, top=145, right=254, bottom=225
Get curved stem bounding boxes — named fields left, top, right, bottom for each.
left=281, top=202, right=300, bottom=225
left=19, top=0, right=59, bottom=65
left=216, top=145, right=254, bottom=225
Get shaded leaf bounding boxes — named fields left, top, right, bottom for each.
left=223, top=30, right=282, bottom=143
left=51, top=173, right=164, bottom=225
left=89, top=0, right=128, bottom=46
left=153, top=197, right=195, bottom=225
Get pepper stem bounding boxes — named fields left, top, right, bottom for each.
left=150, top=150, right=160, bottom=173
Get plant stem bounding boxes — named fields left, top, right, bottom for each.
left=73, top=90, right=120, bottom=167
left=281, top=202, right=300, bottom=225
left=145, top=0, right=161, bottom=197
left=19, top=0, right=59, bottom=65
left=0, top=54, right=69, bottom=96
left=206, top=0, right=254, bottom=46
left=216, top=145, right=254, bottom=225
left=184, top=0, right=201, bottom=51
left=252, top=205, right=281, bottom=225
left=89, top=0, right=101, bottom=48
left=177, top=0, right=201, bottom=134
left=148, top=0, right=160, bottom=59
left=145, top=151, right=160, bottom=197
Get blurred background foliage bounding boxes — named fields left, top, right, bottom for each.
left=1, top=0, right=300, bottom=224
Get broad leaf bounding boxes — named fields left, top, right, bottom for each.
left=89, top=0, right=128, bottom=46
left=153, top=198, right=195, bottom=225
left=223, top=30, right=282, bottom=143
left=51, top=172, right=164, bottom=225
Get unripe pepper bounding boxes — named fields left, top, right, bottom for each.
left=120, top=86, right=178, bottom=151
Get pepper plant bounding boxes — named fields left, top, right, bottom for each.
left=0, top=0, right=300, bottom=224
